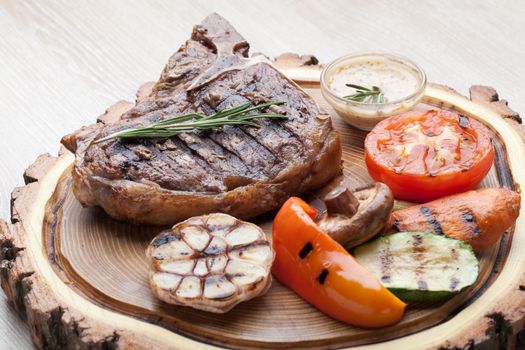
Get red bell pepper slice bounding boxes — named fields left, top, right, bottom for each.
left=272, top=197, right=406, bottom=328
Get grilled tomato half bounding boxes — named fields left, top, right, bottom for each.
left=364, top=109, right=494, bottom=202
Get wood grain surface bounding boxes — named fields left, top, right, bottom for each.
left=29, top=82, right=513, bottom=349
left=1, top=1, right=524, bottom=349
left=1, top=71, right=523, bottom=349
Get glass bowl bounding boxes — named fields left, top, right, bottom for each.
left=320, top=52, right=427, bottom=130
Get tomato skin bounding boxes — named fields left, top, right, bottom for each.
left=272, top=197, right=405, bottom=328
left=365, top=148, right=494, bottom=202
left=364, top=110, right=494, bottom=203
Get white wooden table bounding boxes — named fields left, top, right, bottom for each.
left=1, top=0, right=524, bottom=348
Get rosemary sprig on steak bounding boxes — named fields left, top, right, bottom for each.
left=343, top=84, right=388, bottom=104
left=95, top=101, right=287, bottom=143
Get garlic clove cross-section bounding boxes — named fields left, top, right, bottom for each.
left=146, top=213, right=274, bottom=313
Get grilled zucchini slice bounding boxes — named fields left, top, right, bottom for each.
left=354, top=232, right=479, bottom=302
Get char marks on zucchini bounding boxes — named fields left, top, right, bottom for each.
left=379, top=239, right=393, bottom=283
left=354, top=232, right=479, bottom=302
left=412, top=233, right=428, bottom=291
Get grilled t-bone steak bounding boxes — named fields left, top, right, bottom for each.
left=61, top=13, right=342, bottom=225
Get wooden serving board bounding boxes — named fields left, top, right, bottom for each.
left=1, top=54, right=525, bottom=349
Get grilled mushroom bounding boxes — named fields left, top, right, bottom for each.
left=146, top=213, right=274, bottom=313
left=312, top=176, right=394, bottom=249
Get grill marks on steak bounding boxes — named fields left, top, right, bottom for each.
left=62, top=13, right=342, bottom=224
left=88, top=136, right=251, bottom=193
left=87, top=65, right=311, bottom=193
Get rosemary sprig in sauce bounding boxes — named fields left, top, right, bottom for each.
left=343, top=83, right=388, bottom=104
left=95, top=101, right=287, bottom=143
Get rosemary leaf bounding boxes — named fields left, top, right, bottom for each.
left=344, top=83, right=388, bottom=104
left=95, top=101, right=287, bottom=143
left=345, top=83, right=371, bottom=91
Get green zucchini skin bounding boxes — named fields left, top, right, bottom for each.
left=353, top=232, right=479, bottom=303
left=386, top=287, right=463, bottom=302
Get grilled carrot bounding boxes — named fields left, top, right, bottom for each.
left=384, top=188, right=520, bottom=252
